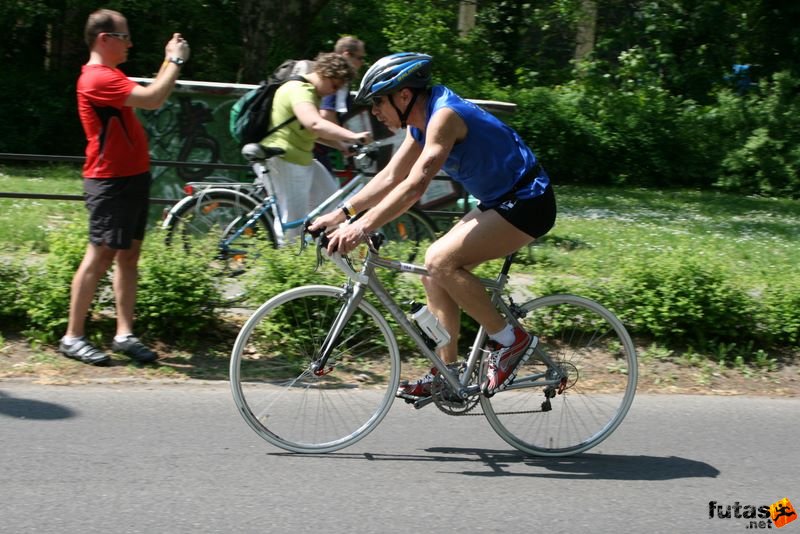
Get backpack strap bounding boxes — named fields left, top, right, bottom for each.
left=263, top=75, right=310, bottom=137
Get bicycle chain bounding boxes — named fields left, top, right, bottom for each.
left=446, top=407, right=548, bottom=416
left=431, top=362, right=552, bottom=416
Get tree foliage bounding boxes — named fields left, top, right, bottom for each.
left=0, top=0, right=797, bottom=195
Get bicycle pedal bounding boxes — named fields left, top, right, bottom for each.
left=395, top=391, right=421, bottom=404
left=413, top=396, right=435, bottom=409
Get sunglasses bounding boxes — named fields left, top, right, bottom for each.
left=105, top=32, right=131, bottom=42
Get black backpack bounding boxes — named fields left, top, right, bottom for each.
left=229, top=59, right=313, bottom=146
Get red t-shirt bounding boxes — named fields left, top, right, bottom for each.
left=77, top=64, right=150, bottom=178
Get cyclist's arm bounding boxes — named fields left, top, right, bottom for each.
left=346, top=131, right=421, bottom=211
left=307, top=132, right=420, bottom=234
left=356, top=109, right=462, bottom=232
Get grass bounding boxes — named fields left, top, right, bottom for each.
left=531, top=185, right=800, bottom=290
left=1, top=165, right=798, bottom=389
left=0, top=164, right=85, bottom=252
left=6, top=166, right=798, bottom=281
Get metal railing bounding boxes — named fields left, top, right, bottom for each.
left=0, top=153, right=248, bottom=204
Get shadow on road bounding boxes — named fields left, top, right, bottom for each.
left=0, top=390, right=77, bottom=420
left=272, top=447, right=720, bottom=481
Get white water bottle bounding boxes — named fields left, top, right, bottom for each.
left=410, top=302, right=451, bottom=348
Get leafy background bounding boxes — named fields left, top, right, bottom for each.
left=0, top=0, right=798, bottom=196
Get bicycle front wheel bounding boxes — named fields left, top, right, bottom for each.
left=230, top=285, right=401, bottom=453
left=481, top=294, right=637, bottom=456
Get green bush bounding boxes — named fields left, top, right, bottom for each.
left=756, top=279, right=800, bottom=347
left=523, top=250, right=795, bottom=360
left=610, top=257, right=755, bottom=349
left=241, top=242, right=343, bottom=305
left=21, top=223, right=99, bottom=342
left=493, top=84, right=605, bottom=186
left=499, top=66, right=721, bottom=189
left=497, top=59, right=800, bottom=197
left=134, top=232, right=221, bottom=341
left=0, top=258, right=26, bottom=324
left=18, top=224, right=220, bottom=343
left=714, top=71, right=800, bottom=197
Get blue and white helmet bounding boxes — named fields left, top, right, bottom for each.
left=355, top=52, right=432, bottom=104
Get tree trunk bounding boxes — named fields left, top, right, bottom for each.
left=238, top=0, right=331, bottom=83
left=574, top=0, right=597, bottom=61
left=458, top=0, right=477, bottom=37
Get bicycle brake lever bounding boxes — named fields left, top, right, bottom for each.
left=302, top=220, right=329, bottom=270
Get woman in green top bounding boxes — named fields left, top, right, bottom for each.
left=261, top=52, right=372, bottom=241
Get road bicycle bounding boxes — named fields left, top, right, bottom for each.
left=229, top=229, right=638, bottom=455
left=161, top=141, right=438, bottom=304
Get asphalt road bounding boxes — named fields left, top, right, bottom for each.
left=1, top=381, right=797, bottom=533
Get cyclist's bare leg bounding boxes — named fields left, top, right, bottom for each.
left=423, top=208, right=533, bottom=346
left=421, top=276, right=461, bottom=364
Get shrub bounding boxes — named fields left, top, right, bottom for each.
left=135, top=232, right=221, bottom=341
left=714, top=71, right=800, bottom=197
left=756, top=279, right=800, bottom=347
left=21, top=223, right=98, bottom=341
left=0, top=258, right=26, bottom=324
left=610, top=257, right=755, bottom=350
left=241, top=242, right=343, bottom=305
left=525, top=250, right=768, bottom=358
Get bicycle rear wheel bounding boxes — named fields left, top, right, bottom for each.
left=164, top=190, right=276, bottom=304
left=481, top=294, right=637, bottom=456
left=230, top=285, right=401, bottom=453
left=379, top=207, right=437, bottom=262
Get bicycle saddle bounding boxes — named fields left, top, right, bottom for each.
left=241, top=143, right=285, bottom=162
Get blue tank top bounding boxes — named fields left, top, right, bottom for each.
left=410, top=85, right=549, bottom=207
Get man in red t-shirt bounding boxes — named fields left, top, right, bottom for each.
left=60, top=8, right=190, bottom=365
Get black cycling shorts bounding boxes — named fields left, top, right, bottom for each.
left=478, top=184, right=556, bottom=239
left=83, top=172, right=151, bottom=249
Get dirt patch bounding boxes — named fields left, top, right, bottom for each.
left=1, top=332, right=797, bottom=395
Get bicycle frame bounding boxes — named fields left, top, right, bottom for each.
left=317, top=240, right=566, bottom=406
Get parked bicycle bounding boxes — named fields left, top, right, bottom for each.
left=229, top=228, right=638, bottom=455
left=162, top=141, right=438, bottom=304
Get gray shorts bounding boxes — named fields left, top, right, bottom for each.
left=83, top=172, right=151, bottom=249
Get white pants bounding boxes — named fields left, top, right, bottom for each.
left=266, top=158, right=338, bottom=242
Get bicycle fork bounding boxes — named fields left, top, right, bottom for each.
left=309, top=282, right=369, bottom=377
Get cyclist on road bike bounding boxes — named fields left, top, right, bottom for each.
left=309, top=52, right=557, bottom=399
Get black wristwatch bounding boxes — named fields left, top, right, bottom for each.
left=167, top=56, right=185, bottom=66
